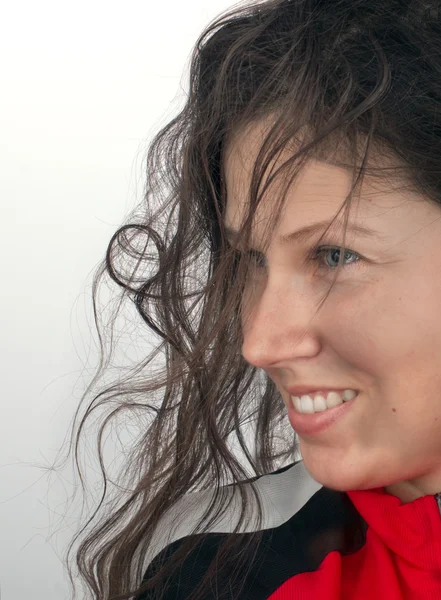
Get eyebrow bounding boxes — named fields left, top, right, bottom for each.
left=224, top=219, right=384, bottom=247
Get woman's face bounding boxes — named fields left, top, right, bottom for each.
left=224, top=121, right=441, bottom=502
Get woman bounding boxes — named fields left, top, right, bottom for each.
left=67, top=0, right=441, bottom=598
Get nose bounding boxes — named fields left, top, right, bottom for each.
left=241, top=275, right=322, bottom=369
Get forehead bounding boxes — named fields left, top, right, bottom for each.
left=222, top=120, right=413, bottom=233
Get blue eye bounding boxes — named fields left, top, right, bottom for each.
left=311, top=246, right=361, bottom=270
left=233, top=249, right=266, bottom=269
left=232, top=246, right=361, bottom=271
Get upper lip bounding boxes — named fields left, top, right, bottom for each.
left=284, top=385, right=358, bottom=397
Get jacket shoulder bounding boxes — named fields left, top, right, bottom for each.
left=137, top=460, right=366, bottom=599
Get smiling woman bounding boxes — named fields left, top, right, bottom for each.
left=66, top=0, right=441, bottom=599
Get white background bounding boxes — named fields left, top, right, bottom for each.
left=0, top=1, right=237, bottom=598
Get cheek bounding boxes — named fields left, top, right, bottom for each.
left=328, top=274, right=441, bottom=379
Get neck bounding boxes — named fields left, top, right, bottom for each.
left=385, top=479, right=441, bottom=504
left=385, top=480, right=428, bottom=504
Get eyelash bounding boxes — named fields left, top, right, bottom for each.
left=232, top=244, right=362, bottom=272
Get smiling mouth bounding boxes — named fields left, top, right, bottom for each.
left=288, top=389, right=359, bottom=414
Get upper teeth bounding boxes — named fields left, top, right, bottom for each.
left=291, top=389, right=358, bottom=413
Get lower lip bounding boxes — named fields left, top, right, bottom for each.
left=287, top=394, right=358, bottom=436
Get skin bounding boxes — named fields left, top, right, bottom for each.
left=223, top=120, right=441, bottom=503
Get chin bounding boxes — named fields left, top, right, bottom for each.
left=300, top=446, right=380, bottom=492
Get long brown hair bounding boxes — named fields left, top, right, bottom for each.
left=64, top=0, right=441, bottom=598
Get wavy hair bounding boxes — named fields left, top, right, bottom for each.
left=64, top=0, right=441, bottom=598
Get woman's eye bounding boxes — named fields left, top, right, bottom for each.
left=233, top=246, right=361, bottom=271
left=233, top=249, right=266, bottom=268
left=311, top=246, right=361, bottom=270
left=246, top=249, right=267, bottom=268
